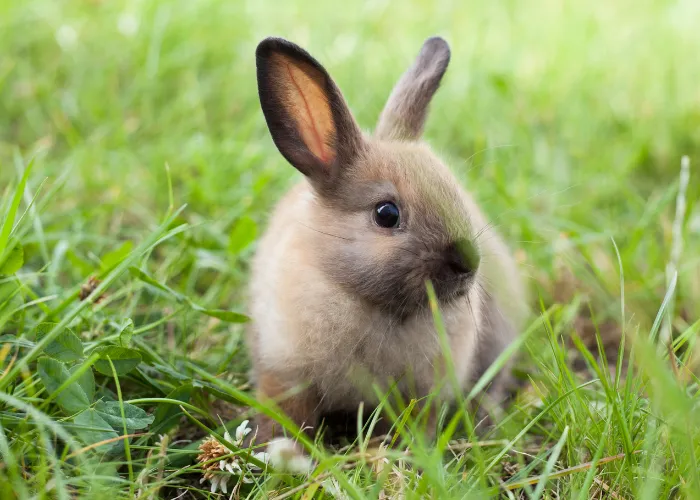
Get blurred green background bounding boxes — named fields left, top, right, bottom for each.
left=2, top=0, right=699, bottom=330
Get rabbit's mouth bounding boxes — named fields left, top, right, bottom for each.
left=424, top=242, right=479, bottom=306
left=323, top=237, right=479, bottom=319
left=431, top=274, right=474, bottom=303
left=376, top=270, right=476, bottom=321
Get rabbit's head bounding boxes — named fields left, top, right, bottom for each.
left=256, top=37, right=484, bottom=317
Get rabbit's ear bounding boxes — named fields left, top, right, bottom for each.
left=375, top=37, right=451, bottom=141
left=256, top=37, right=363, bottom=184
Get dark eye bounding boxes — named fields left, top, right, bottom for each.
left=374, top=201, right=400, bottom=228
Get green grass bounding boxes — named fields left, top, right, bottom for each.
left=1, top=0, right=700, bottom=498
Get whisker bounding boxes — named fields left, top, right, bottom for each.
left=296, top=220, right=429, bottom=262
left=473, top=222, right=497, bottom=243
left=396, top=246, right=426, bottom=260
left=296, top=221, right=354, bottom=241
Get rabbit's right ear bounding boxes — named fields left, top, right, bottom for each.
left=256, top=37, right=363, bottom=186
left=375, top=37, right=451, bottom=141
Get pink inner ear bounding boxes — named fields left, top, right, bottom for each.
left=272, top=54, right=337, bottom=167
left=284, top=64, right=331, bottom=164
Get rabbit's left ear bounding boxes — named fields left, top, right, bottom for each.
left=375, top=37, right=451, bottom=141
left=256, top=37, right=363, bottom=186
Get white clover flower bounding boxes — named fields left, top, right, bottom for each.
left=197, top=421, right=270, bottom=491
left=235, top=419, right=252, bottom=444
left=228, top=460, right=242, bottom=474
left=201, top=473, right=230, bottom=494
left=222, top=431, right=234, bottom=449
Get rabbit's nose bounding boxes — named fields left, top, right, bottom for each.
left=443, top=238, right=480, bottom=275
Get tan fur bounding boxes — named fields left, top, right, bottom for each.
left=249, top=36, right=528, bottom=443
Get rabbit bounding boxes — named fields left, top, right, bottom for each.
left=246, top=35, right=528, bottom=449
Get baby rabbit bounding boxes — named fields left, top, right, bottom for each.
left=247, top=36, right=528, bottom=446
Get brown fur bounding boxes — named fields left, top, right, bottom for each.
left=375, top=37, right=451, bottom=141
left=247, top=36, right=528, bottom=446
left=251, top=371, right=320, bottom=442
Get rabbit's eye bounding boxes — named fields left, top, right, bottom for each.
left=374, top=202, right=400, bottom=228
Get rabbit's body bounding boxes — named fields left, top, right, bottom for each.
left=250, top=186, right=479, bottom=414
left=247, top=36, right=527, bottom=444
